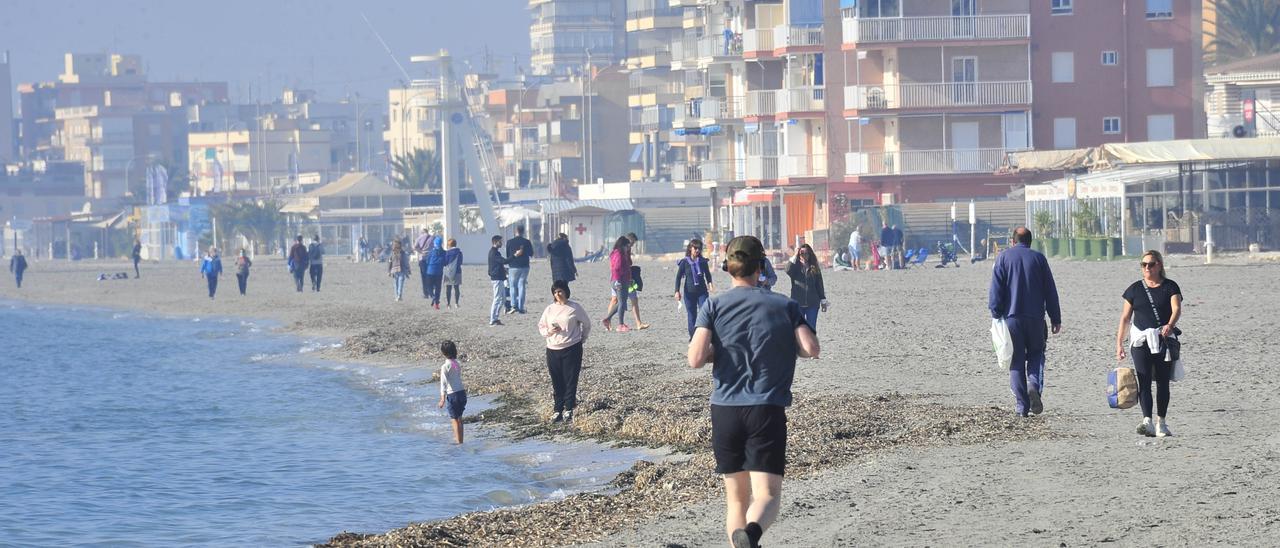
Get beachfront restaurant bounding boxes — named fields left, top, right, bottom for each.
left=279, top=172, right=410, bottom=256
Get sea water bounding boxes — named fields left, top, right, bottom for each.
left=0, top=303, right=644, bottom=546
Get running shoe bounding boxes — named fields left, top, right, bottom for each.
left=1028, top=389, right=1043, bottom=415
left=731, top=528, right=757, bottom=548
left=1155, top=419, right=1172, bottom=437
left=552, top=412, right=563, bottom=423
left=616, top=324, right=631, bottom=333
left=1136, top=418, right=1155, bottom=437
left=564, top=409, right=573, bottom=422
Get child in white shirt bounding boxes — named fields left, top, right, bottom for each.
left=436, top=340, right=466, bottom=444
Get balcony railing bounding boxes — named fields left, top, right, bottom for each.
left=743, top=28, right=775, bottom=55
left=843, top=14, right=1030, bottom=44
left=671, top=159, right=746, bottom=183
left=673, top=36, right=700, bottom=66
left=774, top=25, right=824, bottom=49
left=777, top=87, right=826, bottom=113
left=845, top=148, right=1009, bottom=176
left=844, top=81, right=1031, bottom=110
left=633, top=106, right=673, bottom=130
left=699, top=34, right=742, bottom=58
left=780, top=154, right=828, bottom=178
left=745, top=90, right=777, bottom=117
left=746, top=156, right=779, bottom=180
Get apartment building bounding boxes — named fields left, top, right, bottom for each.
left=385, top=86, right=441, bottom=161
left=530, top=0, right=626, bottom=76
left=625, top=0, right=685, bottom=181
left=187, top=126, right=334, bottom=196
left=1030, top=0, right=1204, bottom=149
left=1, top=51, right=14, bottom=163
left=16, top=53, right=227, bottom=199
left=1206, top=52, right=1280, bottom=138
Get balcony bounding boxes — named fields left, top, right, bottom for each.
left=745, top=90, right=777, bottom=118
left=675, top=96, right=743, bottom=127
left=844, top=81, right=1031, bottom=111
left=845, top=148, right=1009, bottom=176
left=743, top=28, right=775, bottom=57
left=776, top=87, right=825, bottom=114
left=780, top=154, right=828, bottom=178
left=672, top=159, right=746, bottom=183
left=633, top=105, right=673, bottom=131
left=773, top=25, right=824, bottom=51
left=842, top=14, right=1030, bottom=46
left=746, top=156, right=779, bottom=181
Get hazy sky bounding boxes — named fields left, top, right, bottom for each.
left=2, top=0, right=530, bottom=107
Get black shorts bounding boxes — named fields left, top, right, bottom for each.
left=711, top=404, right=787, bottom=476
left=445, top=390, right=467, bottom=420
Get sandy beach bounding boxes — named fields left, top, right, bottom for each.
left=3, top=252, right=1278, bottom=547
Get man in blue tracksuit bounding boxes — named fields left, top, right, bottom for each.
left=988, top=227, right=1062, bottom=417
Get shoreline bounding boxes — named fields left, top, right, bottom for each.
left=5, top=255, right=1273, bottom=546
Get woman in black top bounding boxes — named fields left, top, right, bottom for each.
left=674, top=239, right=716, bottom=338
left=1115, top=250, right=1182, bottom=438
left=786, top=244, right=827, bottom=331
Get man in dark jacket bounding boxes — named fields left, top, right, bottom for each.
left=547, top=233, right=577, bottom=287
left=288, top=235, right=309, bottom=292
left=10, top=249, right=28, bottom=288
left=988, top=227, right=1063, bottom=417
left=879, top=223, right=894, bottom=269
left=506, top=225, right=534, bottom=314
left=488, top=235, right=508, bottom=326
left=307, top=235, right=325, bottom=292
left=131, top=239, right=142, bottom=278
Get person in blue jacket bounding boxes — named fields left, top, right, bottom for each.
left=988, top=227, right=1063, bottom=417
left=442, top=238, right=464, bottom=308
left=200, top=247, right=223, bottom=300
left=425, top=236, right=447, bottom=309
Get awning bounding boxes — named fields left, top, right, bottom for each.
left=1024, top=166, right=1181, bottom=202
left=539, top=198, right=634, bottom=215
left=732, top=188, right=777, bottom=205
left=496, top=206, right=543, bottom=227
left=1011, top=137, right=1280, bottom=172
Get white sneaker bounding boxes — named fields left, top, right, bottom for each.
left=1155, top=417, right=1173, bottom=437
left=1136, top=417, right=1154, bottom=437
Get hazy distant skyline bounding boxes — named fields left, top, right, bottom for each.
left=1, top=0, right=531, bottom=107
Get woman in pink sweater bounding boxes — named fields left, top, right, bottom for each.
left=602, top=236, right=632, bottom=332
left=538, top=280, right=592, bottom=422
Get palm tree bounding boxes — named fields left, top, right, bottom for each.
left=1206, top=0, right=1280, bottom=64
left=212, top=199, right=284, bottom=253
left=389, top=148, right=442, bottom=191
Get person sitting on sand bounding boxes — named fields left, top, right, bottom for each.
left=437, top=340, right=467, bottom=444
left=688, top=235, right=820, bottom=548
left=538, top=280, right=591, bottom=423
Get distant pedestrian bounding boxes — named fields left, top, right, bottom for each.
left=847, top=225, right=862, bottom=271
left=387, top=239, right=410, bottom=301
left=307, top=235, right=325, bottom=292
left=425, top=236, right=446, bottom=309
left=415, top=227, right=432, bottom=298
left=200, top=247, right=223, bottom=300
left=538, top=280, right=591, bottom=423
left=688, top=235, right=820, bottom=548
left=288, top=235, right=309, bottom=292
left=879, top=223, right=893, bottom=270
left=624, top=233, right=649, bottom=329
left=988, top=227, right=1062, bottom=417
left=1116, top=250, right=1182, bottom=438
left=131, top=238, right=142, bottom=278
left=675, top=238, right=716, bottom=338
left=786, top=244, right=827, bottom=332
left=547, top=232, right=577, bottom=287
left=9, top=249, right=28, bottom=288
left=602, top=236, right=632, bottom=332
left=892, top=224, right=905, bottom=269
left=442, top=238, right=463, bottom=308
left=437, top=340, right=467, bottom=444
left=234, top=248, right=252, bottom=296
left=506, top=225, right=534, bottom=314
left=358, top=235, right=369, bottom=262
left=488, top=235, right=509, bottom=326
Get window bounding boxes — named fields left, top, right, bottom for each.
left=1146, top=48, right=1174, bottom=87
left=1148, top=114, right=1176, bottom=141
left=1103, top=117, right=1122, bottom=134
left=1051, top=52, right=1074, bottom=83
left=1101, top=51, right=1118, bottom=66
left=1054, top=117, right=1077, bottom=149
left=1146, top=0, right=1172, bottom=19
left=1051, top=0, right=1072, bottom=15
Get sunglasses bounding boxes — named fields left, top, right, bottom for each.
left=1140, top=262, right=1160, bottom=268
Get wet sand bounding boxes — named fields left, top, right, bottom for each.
left=3, top=252, right=1277, bottom=546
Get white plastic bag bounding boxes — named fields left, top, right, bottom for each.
left=991, top=318, right=1013, bottom=370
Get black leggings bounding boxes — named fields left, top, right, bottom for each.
left=546, top=342, right=583, bottom=413
left=1132, top=345, right=1172, bottom=418
left=446, top=284, right=460, bottom=305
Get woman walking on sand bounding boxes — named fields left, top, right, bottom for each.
left=538, top=280, right=591, bottom=423
left=1116, top=250, right=1182, bottom=438
left=131, top=238, right=142, bottom=278
left=234, top=248, right=252, bottom=296
left=442, top=238, right=463, bottom=308
left=786, top=244, right=828, bottom=332
left=675, top=238, right=716, bottom=339
left=602, top=236, right=632, bottom=332
left=388, top=240, right=410, bottom=302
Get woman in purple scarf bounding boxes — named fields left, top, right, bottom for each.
left=674, top=238, right=717, bottom=339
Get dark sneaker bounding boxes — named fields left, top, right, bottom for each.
left=564, top=409, right=573, bottom=422
left=731, top=528, right=757, bottom=548
left=552, top=412, right=563, bottom=423
left=1028, top=389, right=1043, bottom=415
